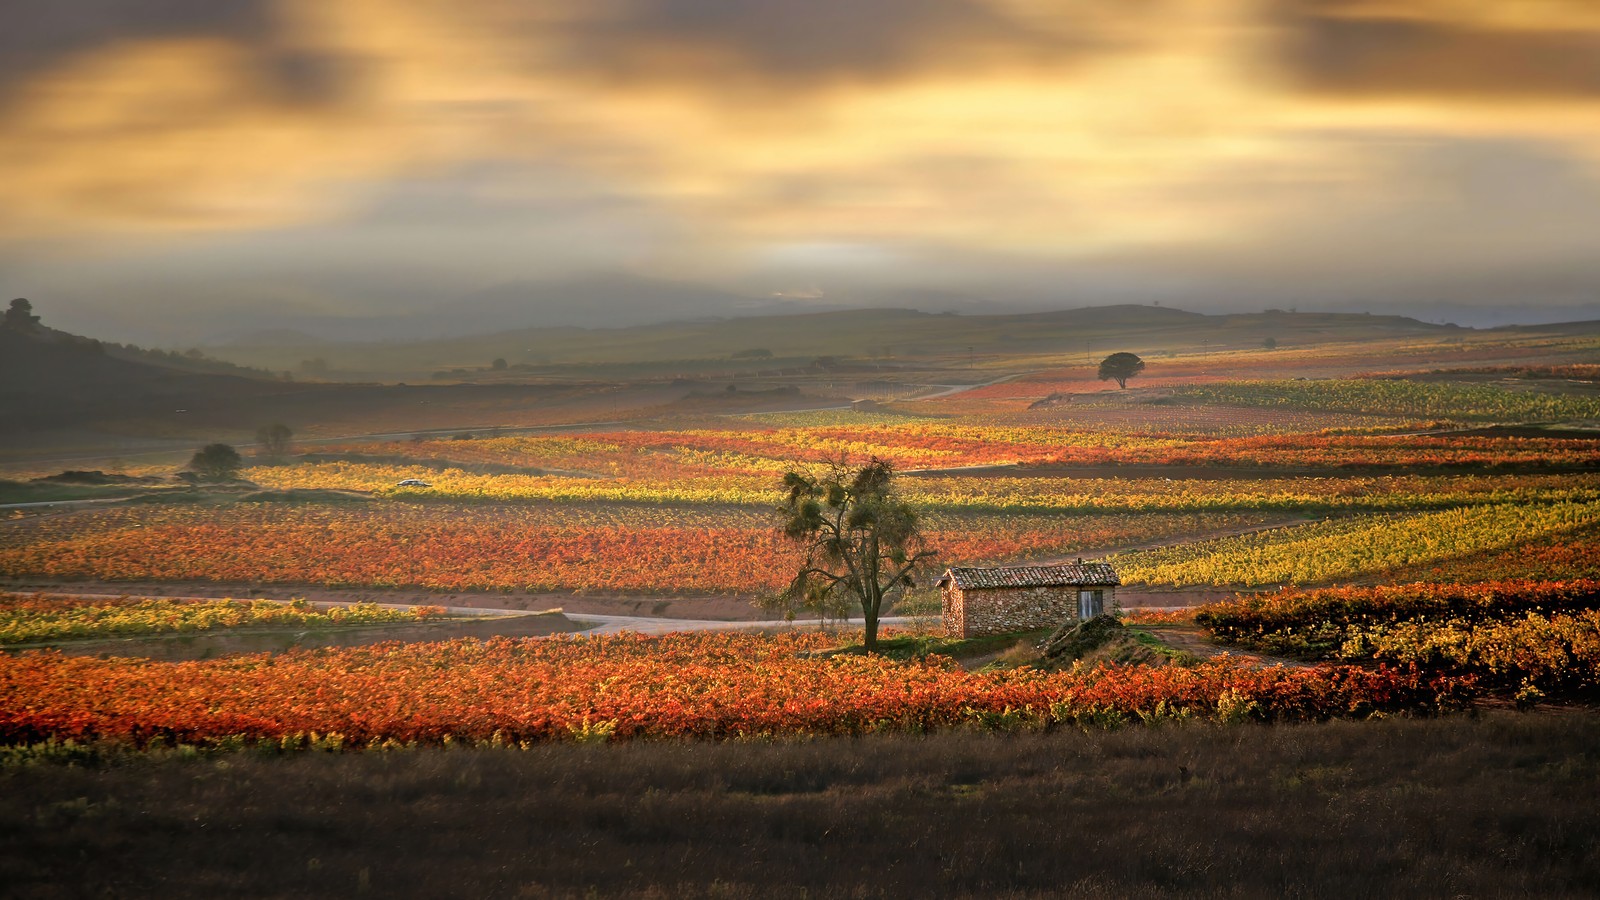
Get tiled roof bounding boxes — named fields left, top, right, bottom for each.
left=936, top=563, right=1120, bottom=590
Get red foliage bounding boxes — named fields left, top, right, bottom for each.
left=0, top=633, right=1469, bottom=747
left=1197, top=580, right=1600, bottom=639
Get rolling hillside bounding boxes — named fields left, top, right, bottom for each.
left=211, top=305, right=1469, bottom=380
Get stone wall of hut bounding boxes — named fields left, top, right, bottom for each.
left=942, top=585, right=1112, bottom=638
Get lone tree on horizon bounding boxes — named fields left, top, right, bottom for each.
left=768, top=456, right=933, bottom=652
left=188, top=443, right=244, bottom=482
left=1098, top=352, right=1146, bottom=389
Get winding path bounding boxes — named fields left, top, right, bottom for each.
left=0, top=589, right=912, bottom=638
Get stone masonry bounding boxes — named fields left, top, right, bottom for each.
left=937, top=563, right=1119, bottom=638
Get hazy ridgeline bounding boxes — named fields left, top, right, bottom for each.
left=5, top=712, right=1600, bottom=898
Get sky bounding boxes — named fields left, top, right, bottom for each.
left=2, top=0, right=1599, bottom=343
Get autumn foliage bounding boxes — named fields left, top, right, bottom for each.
left=0, top=633, right=1470, bottom=748
left=303, top=425, right=1600, bottom=479
left=1198, top=580, right=1600, bottom=638
left=1196, top=580, right=1600, bottom=698
left=0, top=503, right=1255, bottom=594
left=1113, top=500, right=1600, bottom=586
left=0, top=594, right=444, bottom=645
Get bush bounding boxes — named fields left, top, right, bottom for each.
left=187, top=444, right=243, bottom=482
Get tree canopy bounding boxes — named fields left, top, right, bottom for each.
left=1097, top=352, right=1146, bottom=389
left=255, top=424, right=294, bottom=461
left=768, top=456, right=933, bottom=651
left=4, top=298, right=40, bottom=332
left=188, top=444, right=244, bottom=482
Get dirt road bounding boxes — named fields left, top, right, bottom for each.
left=1136, top=623, right=1309, bottom=668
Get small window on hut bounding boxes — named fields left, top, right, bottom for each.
left=1078, top=589, right=1104, bottom=619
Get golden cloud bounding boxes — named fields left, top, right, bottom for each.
left=0, top=0, right=1597, bottom=265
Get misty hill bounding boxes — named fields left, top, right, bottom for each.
left=0, top=325, right=296, bottom=432
left=4, top=301, right=1593, bottom=464
left=99, top=341, right=282, bottom=379
left=211, top=304, right=1468, bottom=380
left=0, top=319, right=789, bottom=458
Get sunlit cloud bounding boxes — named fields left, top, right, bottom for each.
left=2, top=0, right=1599, bottom=331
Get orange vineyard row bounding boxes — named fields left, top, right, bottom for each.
left=0, top=504, right=1249, bottom=593
left=0, top=633, right=1471, bottom=746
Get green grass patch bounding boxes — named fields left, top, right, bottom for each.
left=1127, top=627, right=1200, bottom=665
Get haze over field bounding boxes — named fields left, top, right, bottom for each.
left=3, top=1, right=1600, bottom=344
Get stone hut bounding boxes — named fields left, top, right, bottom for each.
left=936, top=561, right=1120, bottom=638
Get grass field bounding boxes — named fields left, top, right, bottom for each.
left=5, top=713, right=1599, bottom=898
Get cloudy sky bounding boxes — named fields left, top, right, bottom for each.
left=3, top=0, right=1599, bottom=342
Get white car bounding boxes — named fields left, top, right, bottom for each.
left=395, top=478, right=432, bottom=487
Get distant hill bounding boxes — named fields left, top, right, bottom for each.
left=0, top=325, right=289, bottom=431
left=0, top=318, right=737, bottom=457
left=209, top=304, right=1470, bottom=380
left=4, top=300, right=1594, bottom=463
left=99, top=341, right=283, bottom=379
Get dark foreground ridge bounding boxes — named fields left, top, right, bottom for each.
left=4, top=712, right=1599, bottom=898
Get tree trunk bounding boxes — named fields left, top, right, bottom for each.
left=862, top=581, right=882, bottom=652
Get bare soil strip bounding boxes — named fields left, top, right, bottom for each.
left=1136, top=624, right=1309, bottom=668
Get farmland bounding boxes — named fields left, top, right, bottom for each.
left=1, top=502, right=1267, bottom=594
left=0, top=632, right=1462, bottom=748
left=12, top=0, right=1600, bottom=887
left=0, top=594, right=445, bottom=645
left=1196, top=580, right=1600, bottom=701
left=4, top=314, right=1600, bottom=897
left=1113, top=498, right=1600, bottom=587
left=6, top=421, right=1598, bottom=599
left=6, top=328, right=1600, bottom=611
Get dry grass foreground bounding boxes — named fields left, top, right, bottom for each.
left=4, top=711, right=1599, bottom=898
